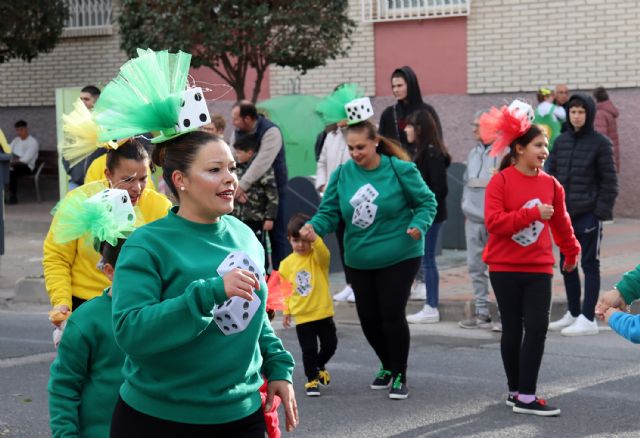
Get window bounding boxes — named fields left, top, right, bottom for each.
left=361, top=0, right=470, bottom=22
left=64, top=0, right=113, bottom=36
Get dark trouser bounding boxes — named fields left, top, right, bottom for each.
left=346, top=257, right=421, bottom=378
left=243, top=220, right=270, bottom=274
left=110, top=396, right=266, bottom=438
left=335, top=218, right=352, bottom=284
left=8, top=162, right=32, bottom=200
left=559, top=212, right=603, bottom=321
left=268, top=190, right=289, bottom=271
left=71, top=296, right=86, bottom=311
left=490, top=271, right=552, bottom=395
left=295, top=317, right=338, bottom=381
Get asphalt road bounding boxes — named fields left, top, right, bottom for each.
left=1, top=309, right=639, bottom=437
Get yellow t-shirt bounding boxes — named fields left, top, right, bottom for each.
left=279, top=238, right=334, bottom=325
left=43, top=184, right=172, bottom=309
left=84, top=154, right=156, bottom=190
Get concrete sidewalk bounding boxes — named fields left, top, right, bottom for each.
left=2, top=196, right=639, bottom=322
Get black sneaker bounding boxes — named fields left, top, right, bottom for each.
left=388, top=373, right=409, bottom=400
left=317, top=368, right=331, bottom=386
left=513, top=397, right=561, bottom=416
left=305, top=379, right=320, bottom=397
left=370, top=366, right=392, bottom=389
left=506, top=394, right=517, bottom=407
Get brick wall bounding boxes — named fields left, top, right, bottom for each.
left=269, top=0, right=376, bottom=97
left=0, top=3, right=127, bottom=107
left=467, top=0, right=640, bottom=93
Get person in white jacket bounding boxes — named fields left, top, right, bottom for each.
left=315, top=121, right=354, bottom=302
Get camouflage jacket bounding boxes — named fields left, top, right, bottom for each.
left=233, top=160, right=279, bottom=223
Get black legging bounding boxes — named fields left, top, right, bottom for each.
left=296, top=317, right=338, bottom=380
left=346, top=257, right=421, bottom=378
left=490, top=271, right=552, bottom=395
left=110, top=396, right=266, bottom=438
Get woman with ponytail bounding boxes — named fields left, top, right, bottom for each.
left=300, top=120, right=437, bottom=400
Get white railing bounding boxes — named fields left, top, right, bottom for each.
left=65, top=0, right=112, bottom=29
left=361, top=0, right=470, bottom=22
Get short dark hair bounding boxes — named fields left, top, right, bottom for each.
left=287, top=213, right=310, bottom=238
left=233, top=101, right=258, bottom=120
left=98, top=238, right=125, bottom=267
left=593, top=86, right=609, bottom=103
left=234, top=134, right=259, bottom=153
left=568, top=98, right=586, bottom=110
left=106, top=138, right=149, bottom=172
left=81, top=85, right=101, bottom=97
left=14, top=120, right=27, bottom=128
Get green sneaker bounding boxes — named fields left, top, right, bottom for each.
left=370, top=366, right=392, bottom=389
left=389, top=373, right=409, bottom=400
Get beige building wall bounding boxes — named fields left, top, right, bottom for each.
left=467, top=0, right=640, bottom=93
left=0, top=3, right=127, bottom=106
left=269, top=0, right=376, bottom=97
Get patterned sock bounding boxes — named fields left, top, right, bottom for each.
left=517, top=393, right=536, bottom=404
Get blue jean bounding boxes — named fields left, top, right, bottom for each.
left=423, top=221, right=443, bottom=308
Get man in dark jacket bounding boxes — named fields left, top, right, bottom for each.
left=547, top=93, right=618, bottom=336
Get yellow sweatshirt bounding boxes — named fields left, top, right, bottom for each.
left=280, top=238, right=334, bottom=325
left=43, top=186, right=171, bottom=309
left=84, top=154, right=156, bottom=190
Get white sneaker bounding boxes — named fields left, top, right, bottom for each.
left=347, top=289, right=356, bottom=303
left=561, top=314, right=599, bottom=336
left=409, top=281, right=426, bottom=301
left=333, top=285, right=353, bottom=302
left=407, top=305, right=440, bottom=324
left=548, top=311, right=576, bottom=331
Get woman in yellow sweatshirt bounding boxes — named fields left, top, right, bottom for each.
left=43, top=140, right=171, bottom=319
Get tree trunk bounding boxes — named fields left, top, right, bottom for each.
left=251, top=67, right=267, bottom=104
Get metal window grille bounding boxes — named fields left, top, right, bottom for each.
left=65, top=0, right=112, bottom=29
left=361, top=0, right=470, bottom=22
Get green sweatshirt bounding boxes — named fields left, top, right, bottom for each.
left=310, top=155, right=437, bottom=269
left=48, top=289, right=124, bottom=438
left=111, top=208, right=294, bottom=424
left=616, top=264, right=640, bottom=304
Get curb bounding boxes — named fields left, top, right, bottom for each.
left=14, top=276, right=49, bottom=305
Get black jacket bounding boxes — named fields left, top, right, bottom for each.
left=378, top=66, right=443, bottom=154
left=415, top=145, right=450, bottom=223
left=547, top=93, right=618, bottom=220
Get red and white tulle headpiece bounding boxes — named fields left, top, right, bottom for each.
left=479, top=99, right=534, bottom=157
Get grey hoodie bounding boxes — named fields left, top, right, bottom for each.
left=461, top=142, right=502, bottom=223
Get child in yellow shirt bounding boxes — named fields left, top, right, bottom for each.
left=280, top=213, right=337, bottom=397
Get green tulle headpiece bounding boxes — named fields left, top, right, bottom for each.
left=51, top=182, right=138, bottom=251
left=315, top=83, right=365, bottom=125
left=94, top=48, right=199, bottom=143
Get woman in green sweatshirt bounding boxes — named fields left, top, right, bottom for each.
left=301, top=121, right=437, bottom=400
left=110, top=131, right=297, bottom=437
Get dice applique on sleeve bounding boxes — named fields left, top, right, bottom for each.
left=511, top=198, right=545, bottom=247
left=213, top=251, right=264, bottom=335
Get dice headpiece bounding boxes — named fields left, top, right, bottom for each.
left=315, top=83, right=374, bottom=126
left=478, top=99, right=534, bottom=157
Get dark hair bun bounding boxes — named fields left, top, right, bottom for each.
left=151, top=143, right=167, bottom=167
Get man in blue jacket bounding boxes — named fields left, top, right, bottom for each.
left=547, top=93, right=618, bottom=336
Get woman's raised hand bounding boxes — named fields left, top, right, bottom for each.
left=222, top=269, right=260, bottom=301
left=299, top=223, right=317, bottom=241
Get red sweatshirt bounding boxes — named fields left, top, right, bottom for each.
left=483, top=165, right=580, bottom=274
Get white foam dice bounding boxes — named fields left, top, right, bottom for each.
left=345, top=97, right=374, bottom=124
left=508, top=99, right=535, bottom=123
left=177, top=87, right=211, bottom=132
left=216, top=251, right=264, bottom=284
left=512, top=198, right=545, bottom=247
left=349, top=183, right=379, bottom=208
left=352, top=201, right=378, bottom=229
left=295, top=270, right=312, bottom=297
left=87, top=189, right=136, bottom=227
left=213, top=292, right=262, bottom=335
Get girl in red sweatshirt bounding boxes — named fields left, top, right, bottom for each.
left=480, top=101, right=580, bottom=417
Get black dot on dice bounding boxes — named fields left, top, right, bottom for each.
left=367, top=108, right=371, bottom=113
left=180, top=99, right=185, bottom=107
left=349, top=115, right=354, bottom=120
left=224, top=314, right=231, bottom=319
left=225, top=300, right=232, bottom=307
left=243, top=312, right=249, bottom=320
left=361, top=105, right=364, bottom=109
left=199, top=113, right=207, bottom=122
left=248, top=266, right=255, bottom=272
left=195, top=93, right=202, bottom=101
left=216, top=316, right=222, bottom=321
left=243, top=258, right=250, bottom=265
left=224, top=326, right=229, bottom=331
left=183, top=119, right=191, bottom=128
left=232, top=324, right=238, bottom=329
left=121, top=195, right=128, bottom=203
left=243, top=302, right=249, bottom=310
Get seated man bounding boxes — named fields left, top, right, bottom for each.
left=7, top=120, right=39, bottom=204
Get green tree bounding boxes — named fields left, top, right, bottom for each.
left=0, top=0, right=68, bottom=63
left=119, top=0, right=355, bottom=102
